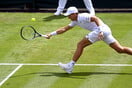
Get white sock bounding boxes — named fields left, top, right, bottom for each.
left=68, top=60, right=75, bottom=66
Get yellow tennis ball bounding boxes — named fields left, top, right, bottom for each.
left=31, top=18, right=36, bottom=21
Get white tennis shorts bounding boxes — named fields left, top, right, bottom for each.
left=85, top=25, right=116, bottom=44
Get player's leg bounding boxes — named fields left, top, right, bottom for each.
left=72, top=37, right=92, bottom=62
left=58, top=31, right=99, bottom=74
left=58, top=37, right=92, bottom=74
left=54, top=0, right=67, bottom=15
left=109, top=41, right=132, bottom=55
left=83, top=0, right=95, bottom=15
left=103, top=31, right=132, bottom=55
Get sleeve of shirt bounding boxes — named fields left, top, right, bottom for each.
left=78, top=13, right=91, bottom=23
left=83, top=14, right=91, bottom=22
left=68, top=21, right=77, bottom=27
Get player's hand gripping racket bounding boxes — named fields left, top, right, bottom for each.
left=20, top=25, right=48, bottom=40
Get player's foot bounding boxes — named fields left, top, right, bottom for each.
left=58, top=62, right=73, bottom=74
left=54, top=10, right=62, bottom=16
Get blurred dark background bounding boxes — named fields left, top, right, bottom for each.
left=0, top=0, right=132, bottom=12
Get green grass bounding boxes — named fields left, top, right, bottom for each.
left=0, top=12, right=132, bottom=88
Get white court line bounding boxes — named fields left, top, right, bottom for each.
left=0, top=63, right=132, bottom=87
left=0, top=64, right=23, bottom=87
left=0, top=63, right=132, bottom=66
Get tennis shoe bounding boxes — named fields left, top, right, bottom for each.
left=58, top=62, right=73, bottom=74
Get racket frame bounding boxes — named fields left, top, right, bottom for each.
left=20, top=25, right=42, bottom=40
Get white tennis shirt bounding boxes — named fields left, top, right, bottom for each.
left=69, top=13, right=105, bottom=31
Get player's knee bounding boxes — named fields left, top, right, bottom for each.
left=77, top=42, right=85, bottom=48
left=116, top=50, right=123, bottom=54
left=115, top=48, right=125, bottom=54
left=77, top=42, right=82, bottom=48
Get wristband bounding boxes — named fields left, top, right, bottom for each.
left=50, top=31, right=57, bottom=36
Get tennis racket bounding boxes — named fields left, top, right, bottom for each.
left=20, top=25, right=47, bottom=40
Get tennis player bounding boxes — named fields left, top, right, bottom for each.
left=46, top=7, right=132, bottom=74
left=54, top=0, right=95, bottom=16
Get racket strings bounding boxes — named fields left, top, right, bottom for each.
left=20, top=25, right=42, bottom=40
left=21, top=27, right=35, bottom=40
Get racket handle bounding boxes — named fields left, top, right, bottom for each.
left=41, top=35, right=48, bottom=38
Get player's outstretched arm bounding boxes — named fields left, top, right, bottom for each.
left=45, top=25, right=72, bottom=39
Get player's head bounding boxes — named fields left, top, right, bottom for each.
left=64, top=6, right=78, bottom=21
left=64, top=6, right=78, bottom=16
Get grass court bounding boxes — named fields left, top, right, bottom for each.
left=0, top=12, right=132, bottom=88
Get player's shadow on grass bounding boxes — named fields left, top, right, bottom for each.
left=40, top=72, right=132, bottom=79
left=11, top=72, right=132, bottom=79
left=43, top=15, right=66, bottom=21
